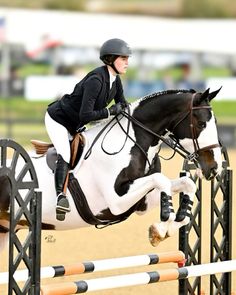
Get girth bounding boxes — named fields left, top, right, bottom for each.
left=68, top=173, right=146, bottom=228
left=68, top=173, right=104, bottom=226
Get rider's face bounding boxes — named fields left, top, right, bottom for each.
left=114, top=56, right=129, bottom=74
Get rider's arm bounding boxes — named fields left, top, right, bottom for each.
left=114, top=76, right=128, bottom=106
left=79, top=76, right=108, bottom=125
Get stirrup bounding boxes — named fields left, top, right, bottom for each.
left=56, top=193, right=71, bottom=221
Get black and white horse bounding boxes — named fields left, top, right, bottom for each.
left=0, top=88, right=223, bottom=250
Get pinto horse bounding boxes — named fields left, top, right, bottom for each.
left=0, top=88, right=223, bottom=251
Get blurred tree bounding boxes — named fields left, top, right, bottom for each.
left=44, top=0, right=86, bottom=11
left=0, top=0, right=86, bottom=11
left=181, top=0, right=236, bottom=18
left=0, top=0, right=236, bottom=17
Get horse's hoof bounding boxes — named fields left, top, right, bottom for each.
left=148, top=224, right=166, bottom=247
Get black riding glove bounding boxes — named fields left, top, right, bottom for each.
left=120, top=100, right=129, bottom=110
left=108, top=103, right=123, bottom=116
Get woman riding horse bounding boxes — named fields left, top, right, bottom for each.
left=0, top=87, right=223, bottom=252
left=45, top=38, right=131, bottom=220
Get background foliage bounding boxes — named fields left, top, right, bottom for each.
left=0, top=0, right=236, bottom=18
left=0, top=97, right=235, bottom=147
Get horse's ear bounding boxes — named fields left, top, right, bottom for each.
left=201, top=88, right=210, bottom=99
left=193, top=88, right=209, bottom=106
left=208, top=86, right=222, bottom=101
left=198, top=88, right=210, bottom=103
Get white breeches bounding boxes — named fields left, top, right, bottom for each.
left=45, top=112, right=71, bottom=163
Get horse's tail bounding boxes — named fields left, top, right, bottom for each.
left=30, top=140, right=53, bottom=155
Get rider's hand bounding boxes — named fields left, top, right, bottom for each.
left=108, top=103, right=123, bottom=116
left=120, top=100, right=129, bottom=110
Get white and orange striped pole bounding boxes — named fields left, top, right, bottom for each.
left=0, top=251, right=185, bottom=284
left=40, top=259, right=236, bottom=295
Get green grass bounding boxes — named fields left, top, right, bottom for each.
left=211, top=100, right=236, bottom=124
left=18, top=63, right=52, bottom=77
left=0, top=97, right=50, bottom=148
left=0, top=97, right=49, bottom=120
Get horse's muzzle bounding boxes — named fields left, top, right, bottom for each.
left=204, top=166, right=218, bottom=181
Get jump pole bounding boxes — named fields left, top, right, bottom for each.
left=40, top=259, right=236, bottom=295
left=0, top=251, right=185, bottom=285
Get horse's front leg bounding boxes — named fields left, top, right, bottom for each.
left=148, top=176, right=196, bottom=246
left=148, top=189, right=176, bottom=247
left=109, top=172, right=172, bottom=214
left=166, top=176, right=196, bottom=237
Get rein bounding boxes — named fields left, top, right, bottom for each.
left=84, top=106, right=152, bottom=166
left=84, top=115, right=120, bottom=160
left=120, top=111, right=195, bottom=162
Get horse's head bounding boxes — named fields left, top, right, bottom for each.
left=173, top=88, right=222, bottom=180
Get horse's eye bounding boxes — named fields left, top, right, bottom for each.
left=198, top=121, right=206, bottom=129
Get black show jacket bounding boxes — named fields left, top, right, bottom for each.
left=47, top=66, right=126, bottom=135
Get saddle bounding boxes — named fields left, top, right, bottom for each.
left=31, top=133, right=84, bottom=170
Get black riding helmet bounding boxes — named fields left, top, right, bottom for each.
left=100, top=38, right=132, bottom=74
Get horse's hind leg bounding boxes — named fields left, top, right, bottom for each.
left=167, top=176, right=196, bottom=237
left=0, top=175, right=11, bottom=211
left=0, top=232, right=9, bottom=252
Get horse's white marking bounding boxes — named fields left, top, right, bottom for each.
left=179, top=113, right=222, bottom=175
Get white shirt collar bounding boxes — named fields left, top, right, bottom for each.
left=109, top=70, right=116, bottom=89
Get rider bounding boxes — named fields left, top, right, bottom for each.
left=45, top=38, right=131, bottom=220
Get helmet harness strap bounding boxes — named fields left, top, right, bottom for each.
left=110, top=57, right=120, bottom=75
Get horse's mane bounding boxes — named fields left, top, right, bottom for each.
left=139, top=89, right=196, bottom=103
left=87, top=89, right=196, bottom=130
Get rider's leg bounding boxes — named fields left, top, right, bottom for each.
left=45, top=112, right=71, bottom=220
left=55, top=154, right=71, bottom=213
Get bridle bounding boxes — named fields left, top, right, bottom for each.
left=169, top=93, right=220, bottom=162
left=84, top=93, right=220, bottom=166
left=188, top=94, right=220, bottom=157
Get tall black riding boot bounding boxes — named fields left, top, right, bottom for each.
left=55, top=154, right=71, bottom=221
